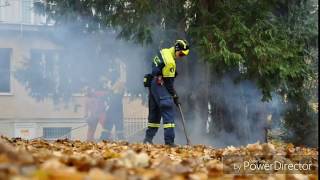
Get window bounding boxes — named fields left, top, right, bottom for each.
left=21, top=0, right=32, bottom=24
left=43, top=127, right=71, bottom=140
left=21, top=0, right=47, bottom=25
left=0, top=48, right=11, bottom=93
left=30, top=49, right=60, bottom=92
left=0, top=1, right=10, bottom=22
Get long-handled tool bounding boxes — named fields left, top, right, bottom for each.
left=177, top=104, right=191, bottom=145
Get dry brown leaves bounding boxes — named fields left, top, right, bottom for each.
left=0, top=136, right=318, bottom=180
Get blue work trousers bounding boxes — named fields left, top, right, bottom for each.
left=145, top=79, right=175, bottom=145
left=100, top=93, right=124, bottom=140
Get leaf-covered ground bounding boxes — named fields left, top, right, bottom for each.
left=0, top=136, right=318, bottom=180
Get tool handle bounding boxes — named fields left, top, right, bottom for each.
left=178, top=104, right=191, bottom=145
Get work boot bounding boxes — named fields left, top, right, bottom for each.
left=143, top=138, right=153, bottom=144
left=116, top=131, right=125, bottom=141
left=165, top=143, right=177, bottom=147
left=99, top=130, right=111, bottom=141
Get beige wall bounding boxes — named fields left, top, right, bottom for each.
left=0, top=122, right=14, bottom=137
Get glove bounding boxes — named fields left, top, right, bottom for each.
left=156, top=76, right=164, bottom=85
left=173, top=94, right=180, bottom=106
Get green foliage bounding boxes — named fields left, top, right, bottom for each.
left=282, top=97, right=318, bottom=146
left=189, top=1, right=316, bottom=102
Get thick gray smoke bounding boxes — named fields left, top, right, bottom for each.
left=15, top=26, right=149, bottom=103
left=179, top=74, right=285, bottom=147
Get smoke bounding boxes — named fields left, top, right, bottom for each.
left=174, top=71, right=286, bottom=147
left=15, top=26, right=149, bottom=104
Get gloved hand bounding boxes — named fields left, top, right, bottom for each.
left=173, top=94, right=180, bottom=106
left=156, top=76, right=164, bottom=85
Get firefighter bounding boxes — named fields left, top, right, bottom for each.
left=143, top=39, right=190, bottom=147
left=100, top=59, right=126, bottom=140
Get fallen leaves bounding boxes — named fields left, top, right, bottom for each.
left=0, top=136, right=318, bottom=180
left=116, top=150, right=149, bottom=168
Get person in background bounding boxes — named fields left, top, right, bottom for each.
left=85, top=87, right=107, bottom=141
left=100, top=59, right=126, bottom=140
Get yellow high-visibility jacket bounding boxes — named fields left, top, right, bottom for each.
left=151, top=47, right=177, bottom=96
